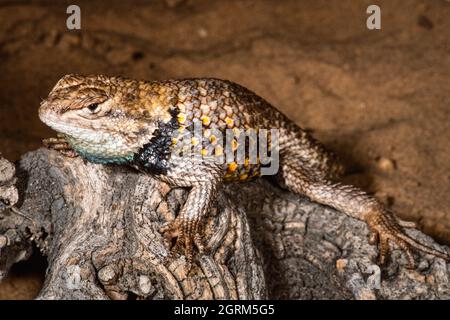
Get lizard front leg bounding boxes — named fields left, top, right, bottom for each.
left=278, top=157, right=450, bottom=268
left=43, top=133, right=78, bottom=157
left=156, top=157, right=222, bottom=268
left=160, top=181, right=218, bottom=266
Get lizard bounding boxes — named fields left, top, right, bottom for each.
left=38, top=74, right=449, bottom=269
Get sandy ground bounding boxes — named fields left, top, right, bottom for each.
left=0, top=0, right=449, bottom=299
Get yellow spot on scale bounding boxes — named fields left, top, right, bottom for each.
left=215, top=145, right=223, bottom=156
left=225, top=117, right=234, bottom=128
left=209, top=135, right=217, bottom=144
left=224, top=172, right=234, bottom=179
left=177, top=113, right=186, bottom=124
left=231, top=139, right=239, bottom=151
left=244, top=158, right=250, bottom=167
left=178, top=125, right=185, bottom=133
left=239, top=174, right=249, bottom=180
left=201, top=115, right=211, bottom=126
left=201, top=148, right=208, bottom=156
left=172, top=138, right=178, bottom=145
left=191, top=137, right=199, bottom=146
left=228, top=162, right=238, bottom=172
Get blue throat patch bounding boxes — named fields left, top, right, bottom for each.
left=74, top=147, right=134, bottom=165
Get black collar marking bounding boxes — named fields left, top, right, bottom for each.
left=133, top=107, right=179, bottom=175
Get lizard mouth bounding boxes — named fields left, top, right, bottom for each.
left=39, top=109, right=75, bottom=135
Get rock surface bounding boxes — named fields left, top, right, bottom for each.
left=0, top=149, right=449, bottom=299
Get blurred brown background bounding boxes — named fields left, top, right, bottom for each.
left=0, top=0, right=449, bottom=299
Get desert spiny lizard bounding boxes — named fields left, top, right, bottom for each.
left=38, top=74, right=449, bottom=269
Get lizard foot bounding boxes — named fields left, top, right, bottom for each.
left=366, top=210, right=450, bottom=268
left=43, top=134, right=78, bottom=157
left=160, top=217, right=207, bottom=269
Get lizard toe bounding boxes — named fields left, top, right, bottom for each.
left=367, top=210, right=450, bottom=268
left=43, top=136, right=78, bottom=157
left=194, top=233, right=207, bottom=255
left=159, top=216, right=207, bottom=269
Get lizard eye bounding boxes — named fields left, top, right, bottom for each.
left=78, top=99, right=110, bottom=118
left=87, top=103, right=100, bottom=113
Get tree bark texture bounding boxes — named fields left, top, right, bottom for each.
left=0, top=149, right=449, bottom=299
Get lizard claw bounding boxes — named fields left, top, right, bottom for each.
left=43, top=134, right=78, bottom=158
left=366, top=210, right=450, bottom=268
left=159, top=217, right=207, bottom=269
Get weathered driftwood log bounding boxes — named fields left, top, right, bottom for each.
left=0, top=148, right=449, bottom=299
left=0, top=153, right=33, bottom=281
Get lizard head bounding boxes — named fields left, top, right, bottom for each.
left=39, top=74, right=163, bottom=164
